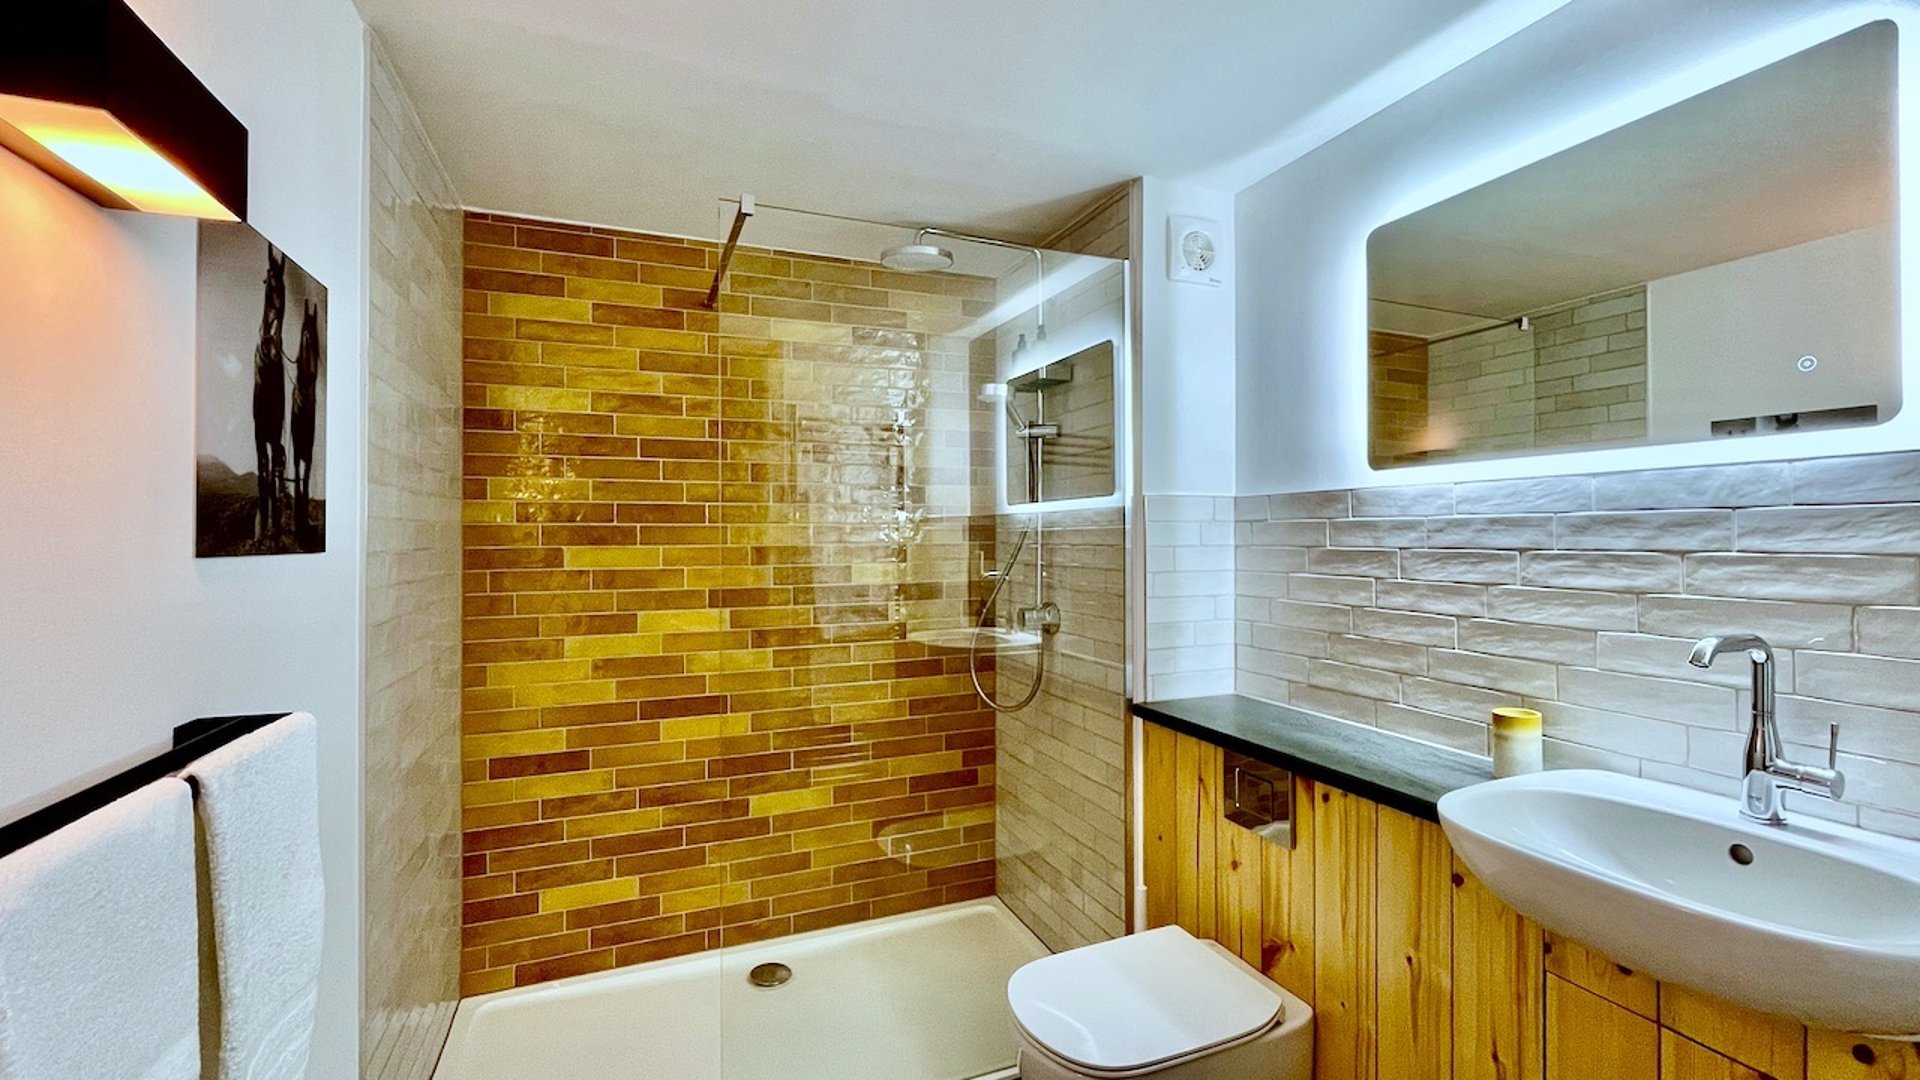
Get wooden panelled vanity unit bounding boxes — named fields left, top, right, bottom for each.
left=1137, top=699, right=1920, bottom=1080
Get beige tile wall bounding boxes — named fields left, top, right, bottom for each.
left=993, top=508, right=1129, bottom=949
left=986, top=188, right=1132, bottom=950
left=363, top=35, right=465, bottom=1080
left=1234, top=452, right=1920, bottom=837
left=1419, top=286, right=1647, bottom=461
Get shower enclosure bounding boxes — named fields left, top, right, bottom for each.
left=450, top=200, right=1132, bottom=1079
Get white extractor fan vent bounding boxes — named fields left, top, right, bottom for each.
left=1168, top=216, right=1223, bottom=287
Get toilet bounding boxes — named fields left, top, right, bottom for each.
left=1006, top=925, right=1314, bottom=1080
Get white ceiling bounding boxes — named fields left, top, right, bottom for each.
left=1370, top=19, right=1897, bottom=334
left=355, top=0, right=1553, bottom=248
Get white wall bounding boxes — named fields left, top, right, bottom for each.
left=1647, top=223, right=1900, bottom=440
left=0, top=1, right=369, bottom=1075
left=1139, top=178, right=1240, bottom=699
left=1141, top=177, right=1237, bottom=496
left=1236, top=0, right=1920, bottom=494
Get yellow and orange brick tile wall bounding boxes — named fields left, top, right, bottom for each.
left=459, top=212, right=1002, bottom=993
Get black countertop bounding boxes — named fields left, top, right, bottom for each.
left=1133, top=695, right=1494, bottom=821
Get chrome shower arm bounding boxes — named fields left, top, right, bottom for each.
left=915, top=226, right=1045, bottom=333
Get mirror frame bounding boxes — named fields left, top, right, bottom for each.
left=1349, top=10, right=1914, bottom=486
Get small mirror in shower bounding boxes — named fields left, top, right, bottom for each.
left=1006, top=340, right=1116, bottom=505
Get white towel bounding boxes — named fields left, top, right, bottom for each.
left=186, top=714, right=324, bottom=1080
left=0, top=777, right=201, bottom=1080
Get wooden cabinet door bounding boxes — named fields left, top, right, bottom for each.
left=1547, top=975, right=1658, bottom=1080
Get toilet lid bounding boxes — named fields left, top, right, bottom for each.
left=1006, top=925, right=1283, bottom=1073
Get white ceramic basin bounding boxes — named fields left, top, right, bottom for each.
left=1438, top=769, right=1920, bottom=1036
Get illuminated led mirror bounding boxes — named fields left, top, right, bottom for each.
left=1367, top=21, right=1897, bottom=468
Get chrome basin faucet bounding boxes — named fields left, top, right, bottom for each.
left=1689, top=634, right=1845, bottom=825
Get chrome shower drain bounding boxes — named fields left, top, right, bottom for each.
left=748, top=962, right=792, bottom=988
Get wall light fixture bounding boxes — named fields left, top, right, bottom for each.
left=0, top=0, right=246, bottom=221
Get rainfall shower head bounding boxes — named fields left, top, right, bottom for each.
left=880, top=243, right=955, bottom=272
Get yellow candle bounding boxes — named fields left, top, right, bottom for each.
left=1491, top=707, right=1543, bottom=778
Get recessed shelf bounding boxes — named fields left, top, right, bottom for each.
left=906, top=627, right=1042, bottom=652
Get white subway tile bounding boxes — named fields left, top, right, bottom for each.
left=1330, top=517, right=1427, bottom=548
left=1736, top=505, right=1920, bottom=555
left=1459, top=619, right=1595, bottom=666
left=1235, top=671, right=1295, bottom=704
left=1555, top=667, right=1738, bottom=727
left=1454, top=476, right=1593, bottom=514
left=1637, top=594, right=1853, bottom=651
left=1268, top=491, right=1352, bottom=519
left=1289, top=685, right=1381, bottom=725
left=1402, top=677, right=1517, bottom=722
left=1790, top=451, right=1920, bottom=505
left=1591, top=463, right=1791, bottom=510
left=1774, top=694, right=1920, bottom=766
left=1796, top=651, right=1920, bottom=711
left=1247, top=623, right=1331, bottom=658
left=1307, top=547, right=1399, bottom=578
left=1237, top=646, right=1311, bottom=684
left=1858, top=607, right=1920, bottom=659
left=1145, top=495, right=1219, bottom=521
left=1150, top=670, right=1236, bottom=700
left=1376, top=704, right=1489, bottom=755
left=1596, top=632, right=1795, bottom=690
left=1402, top=549, right=1519, bottom=585
left=1487, top=586, right=1636, bottom=630
left=1377, top=580, right=1488, bottom=617
left=1308, top=659, right=1404, bottom=701
left=1533, top=700, right=1689, bottom=763
left=1428, top=648, right=1558, bottom=697
left=1555, top=510, right=1734, bottom=551
left=1268, top=599, right=1355, bottom=634
left=1287, top=573, right=1377, bottom=606
left=1353, top=484, right=1454, bottom=518
left=1238, top=546, right=1309, bottom=573
left=1519, top=551, right=1681, bottom=592
left=1329, top=633, right=1428, bottom=676
left=1352, top=608, right=1458, bottom=648
left=1246, top=519, right=1331, bottom=547
left=1426, top=515, right=1556, bottom=550
left=1682, top=553, right=1920, bottom=605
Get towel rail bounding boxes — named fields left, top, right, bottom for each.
left=0, top=712, right=286, bottom=858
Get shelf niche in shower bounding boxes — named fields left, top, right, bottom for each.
left=905, top=626, right=1043, bottom=652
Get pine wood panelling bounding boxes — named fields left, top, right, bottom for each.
left=1217, top=817, right=1263, bottom=967
left=1139, top=721, right=1884, bottom=1080
left=1663, top=1030, right=1768, bottom=1080
left=1548, top=976, right=1658, bottom=1080
left=1378, top=809, right=1454, bottom=1080
left=1315, top=785, right=1378, bottom=1080
left=1809, top=1031, right=1920, bottom=1079
left=1263, top=776, right=1317, bottom=1004
left=1544, top=929, right=1658, bottom=1020
left=1452, top=855, right=1545, bottom=1080
left=1142, top=721, right=1179, bottom=930
left=1661, top=983, right=1806, bottom=1080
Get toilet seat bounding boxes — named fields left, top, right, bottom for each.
left=1006, top=925, right=1285, bottom=1075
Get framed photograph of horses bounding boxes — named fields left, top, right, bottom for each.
left=195, top=221, right=327, bottom=556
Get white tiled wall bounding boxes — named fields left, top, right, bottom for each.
left=1145, top=495, right=1237, bottom=700
left=1234, top=452, right=1920, bottom=838
left=363, top=35, right=464, bottom=1080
